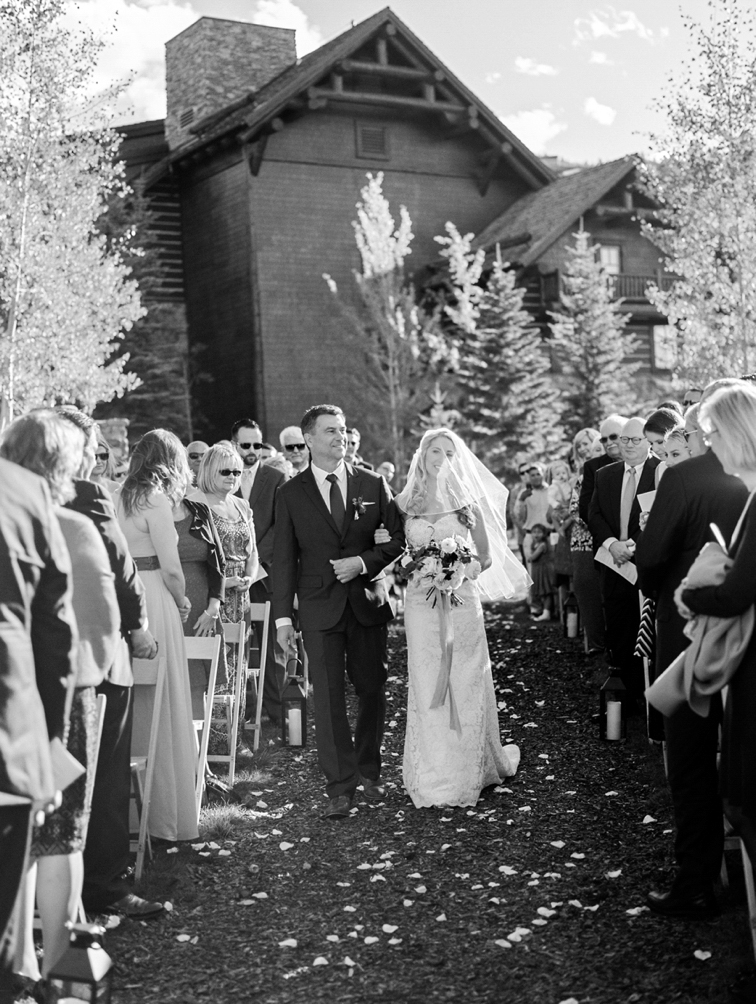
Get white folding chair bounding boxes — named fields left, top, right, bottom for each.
left=207, top=620, right=249, bottom=785
left=185, top=634, right=222, bottom=823
left=244, top=602, right=271, bottom=753
left=130, top=656, right=167, bottom=882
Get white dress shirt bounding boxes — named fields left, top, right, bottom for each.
left=603, top=460, right=647, bottom=549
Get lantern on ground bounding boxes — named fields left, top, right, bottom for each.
left=599, top=674, right=626, bottom=741
left=46, top=922, right=113, bottom=1003
left=563, top=593, right=580, bottom=639
left=281, top=656, right=307, bottom=747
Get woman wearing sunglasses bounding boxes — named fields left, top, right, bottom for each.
left=191, top=443, right=262, bottom=702
left=90, top=431, right=119, bottom=495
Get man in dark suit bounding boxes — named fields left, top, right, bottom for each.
left=578, top=413, right=626, bottom=523
left=273, top=405, right=404, bottom=819
left=231, top=418, right=287, bottom=724
left=588, top=417, right=660, bottom=697
left=636, top=438, right=748, bottom=919
left=0, top=459, right=76, bottom=1002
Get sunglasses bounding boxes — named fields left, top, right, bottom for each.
left=188, top=452, right=206, bottom=461
left=237, top=442, right=263, bottom=450
left=219, top=468, right=242, bottom=477
left=284, top=443, right=307, bottom=452
left=599, top=433, right=619, bottom=443
left=95, top=451, right=110, bottom=461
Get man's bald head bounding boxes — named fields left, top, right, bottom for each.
left=186, top=440, right=209, bottom=476
left=620, top=417, right=650, bottom=466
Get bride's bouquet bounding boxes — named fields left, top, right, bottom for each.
left=400, top=534, right=481, bottom=606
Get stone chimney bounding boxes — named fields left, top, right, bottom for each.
left=165, top=18, right=297, bottom=150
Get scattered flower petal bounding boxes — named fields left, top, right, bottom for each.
left=364, top=936, right=378, bottom=944
left=218, top=849, right=231, bottom=857
left=435, top=913, right=447, bottom=922
left=312, top=956, right=328, bottom=966
left=326, top=935, right=339, bottom=942
left=499, top=865, right=517, bottom=875
left=605, top=790, right=618, bottom=796
left=343, top=957, right=356, bottom=967
left=626, top=906, right=649, bottom=916
left=694, top=950, right=712, bottom=961
left=252, top=892, right=268, bottom=899
left=606, top=869, right=622, bottom=879
left=537, top=907, right=556, bottom=917
left=343, top=906, right=356, bottom=912
left=166, top=847, right=179, bottom=855
left=176, top=934, right=191, bottom=943
left=279, top=842, right=294, bottom=851
left=163, top=902, right=173, bottom=912
left=382, top=924, right=398, bottom=933
left=642, top=815, right=656, bottom=824
left=403, top=899, right=413, bottom=907
left=388, top=937, right=402, bottom=945
left=570, top=852, right=585, bottom=860
left=279, top=939, right=297, bottom=948
left=532, top=918, right=548, bottom=926
left=414, top=885, right=427, bottom=894
left=494, top=939, right=512, bottom=949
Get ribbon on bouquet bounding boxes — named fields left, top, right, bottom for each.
left=429, top=591, right=461, bottom=734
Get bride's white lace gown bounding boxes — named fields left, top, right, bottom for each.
left=402, top=514, right=520, bottom=808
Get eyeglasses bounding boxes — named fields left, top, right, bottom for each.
left=284, top=444, right=307, bottom=452
left=599, top=433, right=619, bottom=444
left=701, top=425, right=719, bottom=445
left=682, top=430, right=696, bottom=442
left=619, top=436, right=644, bottom=446
left=188, top=452, right=206, bottom=461
left=236, top=442, right=263, bottom=451
left=95, top=451, right=110, bottom=461
left=218, top=468, right=242, bottom=477
left=347, top=440, right=359, bottom=447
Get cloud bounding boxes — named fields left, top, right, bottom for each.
left=500, top=107, right=567, bottom=155
left=574, top=6, right=655, bottom=44
left=485, top=71, right=502, bottom=84
left=514, top=56, right=558, bottom=77
left=253, top=0, right=323, bottom=55
left=589, top=50, right=613, bottom=65
left=584, top=96, right=616, bottom=125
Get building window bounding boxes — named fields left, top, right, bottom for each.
left=179, top=108, right=195, bottom=129
left=653, top=324, right=677, bottom=371
left=355, top=121, right=390, bottom=160
left=599, top=244, right=621, bottom=275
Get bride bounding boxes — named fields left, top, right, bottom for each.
left=394, top=428, right=530, bottom=808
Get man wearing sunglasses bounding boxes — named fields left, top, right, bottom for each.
left=682, top=387, right=703, bottom=409
left=231, top=418, right=287, bottom=725
left=578, top=414, right=626, bottom=523
left=186, top=441, right=209, bottom=479
left=279, top=425, right=309, bottom=472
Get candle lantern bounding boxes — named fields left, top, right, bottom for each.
left=563, top=592, right=580, bottom=639
left=599, top=674, right=627, bottom=741
left=281, top=655, right=307, bottom=747
left=46, top=922, right=113, bottom=1003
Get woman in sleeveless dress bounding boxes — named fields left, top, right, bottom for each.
left=116, top=430, right=199, bottom=843
left=395, top=429, right=530, bottom=808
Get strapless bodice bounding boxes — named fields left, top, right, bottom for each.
left=405, top=514, right=468, bottom=547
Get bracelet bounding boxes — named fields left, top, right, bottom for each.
left=203, top=609, right=218, bottom=619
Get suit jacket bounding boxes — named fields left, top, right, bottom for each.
left=578, top=454, right=613, bottom=524
left=636, top=450, right=749, bottom=671
left=67, top=480, right=147, bottom=687
left=587, top=455, right=660, bottom=551
left=272, top=463, right=405, bottom=632
left=235, top=463, right=285, bottom=571
left=0, top=459, right=77, bottom=802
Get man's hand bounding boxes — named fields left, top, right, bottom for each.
left=609, top=541, right=634, bottom=567
left=130, top=627, right=158, bottom=659
left=277, top=625, right=297, bottom=655
left=374, top=523, right=391, bottom=545
left=674, top=580, right=694, bottom=620
left=330, top=557, right=363, bottom=583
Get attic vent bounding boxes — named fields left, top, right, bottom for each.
left=355, top=122, right=389, bottom=160
left=179, top=108, right=195, bottom=129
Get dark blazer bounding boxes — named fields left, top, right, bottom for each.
left=272, top=463, right=405, bottom=632
left=236, top=463, right=285, bottom=570
left=636, top=450, right=748, bottom=671
left=67, top=481, right=147, bottom=688
left=0, top=459, right=76, bottom=802
left=588, top=455, right=660, bottom=550
left=578, top=454, right=614, bottom=524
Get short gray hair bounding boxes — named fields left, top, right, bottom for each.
left=0, top=410, right=84, bottom=503
left=279, top=425, right=304, bottom=447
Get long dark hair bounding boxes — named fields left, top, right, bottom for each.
left=120, top=429, right=190, bottom=516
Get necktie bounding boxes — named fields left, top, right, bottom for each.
left=619, top=466, right=636, bottom=540
left=326, top=473, right=346, bottom=529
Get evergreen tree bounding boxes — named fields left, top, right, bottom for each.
left=437, top=224, right=562, bottom=476
left=549, top=230, right=638, bottom=434
left=0, top=0, right=144, bottom=422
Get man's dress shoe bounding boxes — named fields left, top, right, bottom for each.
left=646, top=888, right=720, bottom=920
left=322, top=795, right=352, bottom=819
left=360, top=777, right=386, bottom=802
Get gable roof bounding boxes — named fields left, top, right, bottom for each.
left=472, top=156, right=638, bottom=266
left=142, top=7, right=554, bottom=190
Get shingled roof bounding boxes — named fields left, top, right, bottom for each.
left=472, top=156, right=638, bottom=266
left=142, top=7, right=554, bottom=190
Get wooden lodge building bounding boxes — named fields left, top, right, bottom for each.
left=116, top=7, right=673, bottom=446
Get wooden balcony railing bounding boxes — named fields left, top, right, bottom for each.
left=527, top=271, right=677, bottom=306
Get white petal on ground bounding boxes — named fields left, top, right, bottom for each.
left=382, top=924, right=398, bottom=933
left=312, top=957, right=328, bottom=966
left=326, top=935, right=339, bottom=942
left=364, top=936, right=379, bottom=944
left=694, top=950, right=712, bottom=961
left=642, top=815, right=656, bottom=824
left=495, top=939, right=512, bottom=949
left=279, top=939, right=297, bottom=948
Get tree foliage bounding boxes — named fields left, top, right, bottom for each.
left=0, top=0, right=143, bottom=422
left=324, top=172, right=455, bottom=473
left=641, top=0, right=756, bottom=382
left=549, top=230, right=638, bottom=434
left=437, top=224, right=562, bottom=476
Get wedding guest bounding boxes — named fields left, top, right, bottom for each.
left=684, top=404, right=706, bottom=458
left=660, top=428, right=690, bottom=468
left=264, top=454, right=295, bottom=480
left=345, top=427, right=373, bottom=470
left=637, top=381, right=749, bottom=918
left=2, top=412, right=120, bottom=981
left=376, top=461, right=396, bottom=483
left=643, top=408, right=680, bottom=461
left=279, top=426, right=309, bottom=472
left=0, top=458, right=76, bottom=1004
left=682, top=387, right=703, bottom=408
left=90, top=429, right=119, bottom=495
left=678, top=384, right=756, bottom=871
left=260, top=443, right=277, bottom=461
left=186, top=441, right=209, bottom=481
left=568, top=429, right=605, bottom=655
left=529, top=524, right=556, bottom=622
left=658, top=400, right=684, bottom=417
left=510, top=462, right=532, bottom=564
left=56, top=408, right=162, bottom=918
left=116, top=430, right=198, bottom=844
left=546, top=459, right=573, bottom=615
left=579, top=414, right=626, bottom=522
left=516, top=463, right=550, bottom=611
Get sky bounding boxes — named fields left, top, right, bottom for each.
left=69, top=0, right=751, bottom=164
